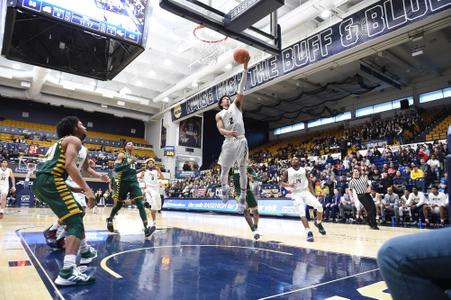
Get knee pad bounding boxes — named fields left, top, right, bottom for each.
left=64, top=214, right=84, bottom=239
left=316, top=206, right=324, bottom=213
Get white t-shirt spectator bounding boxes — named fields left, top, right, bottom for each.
left=407, top=192, right=426, bottom=207
left=427, top=158, right=440, bottom=169
left=427, top=192, right=448, bottom=207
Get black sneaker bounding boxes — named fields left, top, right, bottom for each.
left=144, top=225, right=156, bottom=238
left=106, top=218, right=114, bottom=232
left=370, top=225, right=380, bottom=230
left=306, top=231, right=314, bottom=242
left=314, top=222, right=326, bottom=235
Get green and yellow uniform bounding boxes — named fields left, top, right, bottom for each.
left=113, top=153, right=143, bottom=202
left=233, top=167, right=258, bottom=209
left=33, top=140, right=83, bottom=222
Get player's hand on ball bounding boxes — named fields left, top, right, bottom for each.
left=85, top=189, right=96, bottom=208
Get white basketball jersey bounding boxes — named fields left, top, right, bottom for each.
left=219, top=102, right=245, bottom=137
left=144, top=169, right=160, bottom=191
left=65, top=145, right=88, bottom=189
left=0, top=168, right=11, bottom=187
left=287, top=167, right=308, bottom=193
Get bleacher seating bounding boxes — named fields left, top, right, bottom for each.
left=0, top=119, right=155, bottom=158
left=0, top=119, right=149, bottom=146
left=426, top=115, right=451, bottom=141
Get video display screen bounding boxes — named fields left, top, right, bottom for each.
left=16, top=0, right=149, bottom=44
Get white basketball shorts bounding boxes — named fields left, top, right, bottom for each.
left=218, top=136, right=248, bottom=168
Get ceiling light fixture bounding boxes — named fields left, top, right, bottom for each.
left=101, top=104, right=108, bottom=108
left=136, top=80, right=143, bottom=87
left=120, top=87, right=131, bottom=95
left=411, top=48, right=424, bottom=57
left=117, top=100, right=125, bottom=106
left=164, top=59, right=172, bottom=66
left=225, top=63, right=232, bottom=70
left=163, top=97, right=169, bottom=102
left=192, top=81, right=198, bottom=88
left=12, top=63, right=21, bottom=70
left=320, top=10, right=332, bottom=19
left=148, top=70, right=156, bottom=77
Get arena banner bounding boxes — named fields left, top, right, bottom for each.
left=171, top=0, right=451, bottom=121
left=163, top=198, right=299, bottom=216
left=178, top=116, right=202, bottom=148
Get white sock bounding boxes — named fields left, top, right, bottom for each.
left=50, top=221, right=60, bottom=231
left=80, top=239, right=89, bottom=253
left=0, top=208, right=4, bottom=213
left=63, top=254, right=77, bottom=269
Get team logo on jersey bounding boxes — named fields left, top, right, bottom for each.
left=173, top=104, right=182, bottom=119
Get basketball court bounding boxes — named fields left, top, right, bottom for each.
left=2, top=208, right=421, bottom=299
left=0, top=0, right=450, bottom=299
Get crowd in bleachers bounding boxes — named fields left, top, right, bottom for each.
left=169, top=109, right=449, bottom=226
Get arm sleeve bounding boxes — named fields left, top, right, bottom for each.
left=237, top=69, right=248, bottom=95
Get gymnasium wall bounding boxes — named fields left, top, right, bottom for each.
left=0, top=96, right=145, bottom=138
left=202, top=110, right=269, bottom=168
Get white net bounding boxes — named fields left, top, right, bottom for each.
left=191, top=25, right=228, bottom=67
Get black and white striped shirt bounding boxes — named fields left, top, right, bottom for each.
left=349, top=176, right=369, bottom=195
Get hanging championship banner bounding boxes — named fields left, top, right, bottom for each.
left=171, top=0, right=451, bottom=121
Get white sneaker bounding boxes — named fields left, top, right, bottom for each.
left=80, top=246, right=98, bottom=265
left=253, top=230, right=260, bottom=240
left=55, top=266, right=95, bottom=286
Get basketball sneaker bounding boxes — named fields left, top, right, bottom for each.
left=306, top=231, right=314, bottom=242
left=253, top=230, right=260, bottom=240
left=43, top=226, right=58, bottom=248
left=221, top=185, right=230, bottom=203
left=106, top=218, right=114, bottom=232
left=314, top=221, right=326, bottom=235
left=144, top=225, right=156, bottom=238
left=80, top=246, right=98, bottom=265
left=55, top=266, right=95, bottom=286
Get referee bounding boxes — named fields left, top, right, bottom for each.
left=348, top=169, right=379, bottom=230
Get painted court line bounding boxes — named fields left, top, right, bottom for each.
left=258, top=268, right=380, bottom=300
left=16, top=228, right=66, bottom=300
left=101, top=244, right=293, bottom=279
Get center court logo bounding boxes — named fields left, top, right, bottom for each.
left=173, top=104, right=182, bottom=119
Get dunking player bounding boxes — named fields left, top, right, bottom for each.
left=0, top=159, right=15, bottom=218
left=106, top=142, right=154, bottom=237
left=233, top=166, right=260, bottom=240
left=216, top=56, right=250, bottom=208
left=44, top=144, right=109, bottom=264
left=281, top=157, right=326, bottom=242
left=32, top=116, right=96, bottom=286
left=140, top=158, right=164, bottom=229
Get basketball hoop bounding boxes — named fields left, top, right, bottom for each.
left=191, top=25, right=228, bottom=67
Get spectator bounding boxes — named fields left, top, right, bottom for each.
left=423, top=186, right=448, bottom=227
left=381, top=187, right=400, bottom=224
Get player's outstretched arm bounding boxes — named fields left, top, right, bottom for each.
left=235, top=57, right=250, bottom=111
left=82, top=156, right=110, bottom=183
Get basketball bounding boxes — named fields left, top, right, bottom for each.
left=233, top=48, right=250, bottom=64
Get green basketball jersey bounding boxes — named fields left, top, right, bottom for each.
left=37, top=139, right=67, bottom=179
left=116, top=153, right=138, bottom=182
